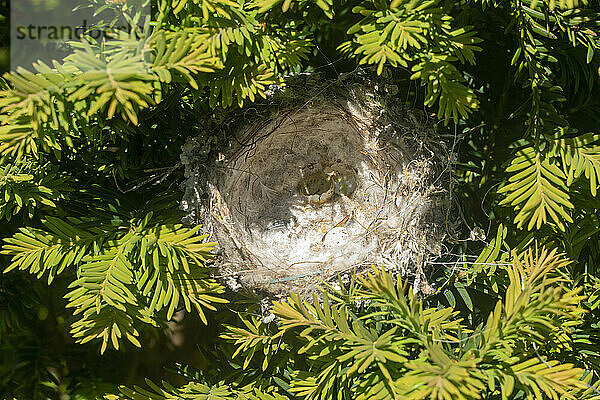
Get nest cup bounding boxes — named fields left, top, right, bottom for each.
left=181, top=75, right=454, bottom=297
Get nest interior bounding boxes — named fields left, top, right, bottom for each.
left=181, top=76, right=454, bottom=296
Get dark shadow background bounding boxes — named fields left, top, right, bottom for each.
left=0, top=0, right=8, bottom=74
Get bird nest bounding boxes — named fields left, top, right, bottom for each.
left=181, top=73, right=454, bottom=297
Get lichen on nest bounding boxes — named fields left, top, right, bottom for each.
left=181, top=72, right=456, bottom=297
